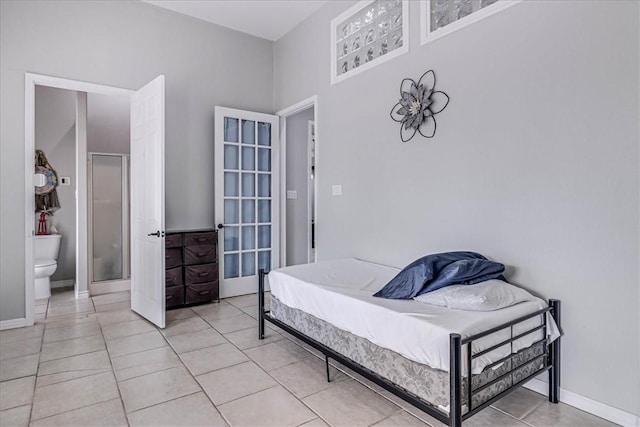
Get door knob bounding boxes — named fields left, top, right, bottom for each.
left=217, top=224, right=225, bottom=230
left=148, top=231, right=161, bottom=237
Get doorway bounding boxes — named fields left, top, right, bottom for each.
left=30, top=85, right=132, bottom=314
left=277, top=96, right=319, bottom=267
left=25, top=73, right=166, bottom=328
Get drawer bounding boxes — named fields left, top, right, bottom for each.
left=185, top=263, right=218, bottom=285
left=165, top=285, right=184, bottom=308
left=184, top=232, right=216, bottom=246
left=185, top=282, right=218, bottom=304
left=165, top=247, right=182, bottom=269
left=184, top=244, right=216, bottom=265
left=165, top=234, right=183, bottom=248
left=165, top=266, right=183, bottom=287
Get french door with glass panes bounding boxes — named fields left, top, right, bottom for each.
left=214, top=107, right=279, bottom=298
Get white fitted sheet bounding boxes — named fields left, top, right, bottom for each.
left=269, top=258, right=559, bottom=374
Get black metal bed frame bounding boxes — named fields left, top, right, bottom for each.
left=258, top=269, right=561, bottom=427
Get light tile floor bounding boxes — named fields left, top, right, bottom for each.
left=0, top=288, right=617, bottom=427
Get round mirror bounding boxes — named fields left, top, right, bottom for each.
left=34, top=173, right=47, bottom=187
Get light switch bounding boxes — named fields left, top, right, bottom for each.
left=332, top=185, right=342, bottom=196
left=287, top=190, right=297, bottom=199
left=60, top=177, right=71, bottom=186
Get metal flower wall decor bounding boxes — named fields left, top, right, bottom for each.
left=390, top=70, right=449, bottom=142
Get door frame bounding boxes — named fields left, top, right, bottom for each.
left=276, top=95, right=319, bottom=266
left=24, top=73, right=133, bottom=326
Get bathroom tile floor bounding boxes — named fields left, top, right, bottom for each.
left=0, top=288, right=617, bottom=427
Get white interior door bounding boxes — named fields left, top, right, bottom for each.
left=130, top=75, right=165, bottom=328
left=214, top=107, right=279, bottom=298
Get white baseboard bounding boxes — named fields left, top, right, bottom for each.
left=0, top=318, right=27, bottom=330
left=51, top=279, right=75, bottom=289
left=524, top=378, right=639, bottom=426
left=89, top=279, right=130, bottom=296
left=76, top=290, right=90, bottom=299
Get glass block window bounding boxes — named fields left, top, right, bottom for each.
left=421, top=0, right=518, bottom=44
left=331, top=1, right=409, bottom=85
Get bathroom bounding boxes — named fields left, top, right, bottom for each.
left=33, top=85, right=130, bottom=316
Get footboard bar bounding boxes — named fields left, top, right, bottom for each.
left=258, top=268, right=266, bottom=339
left=548, top=299, right=561, bottom=403
left=258, top=269, right=561, bottom=427
left=455, top=301, right=561, bottom=423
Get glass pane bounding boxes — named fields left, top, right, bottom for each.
left=242, top=226, right=255, bottom=250
left=242, top=199, right=255, bottom=223
left=258, top=200, right=271, bottom=223
left=242, top=252, right=256, bottom=277
left=257, top=148, right=271, bottom=172
left=224, top=199, right=239, bottom=224
left=242, top=120, right=255, bottom=144
left=258, top=251, right=271, bottom=272
left=224, top=226, right=239, bottom=251
left=335, top=0, right=404, bottom=77
left=258, top=225, right=271, bottom=249
left=224, top=144, right=239, bottom=170
left=92, top=155, right=123, bottom=282
left=258, top=174, right=271, bottom=197
left=224, top=172, right=239, bottom=197
left=224, top=117, right=239, bottom=142
left=242, top=146, right=255, bottom=171
left=258, top=122, right=271, bottom=146
left=224, top=254, right=239, bottom=279
left=242, top=173, right=255, bottom=197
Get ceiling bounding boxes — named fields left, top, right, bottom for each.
left=143, top=0, right=328, bottom=41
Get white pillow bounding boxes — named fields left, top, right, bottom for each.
left=413, top=280, right=534, bottom=311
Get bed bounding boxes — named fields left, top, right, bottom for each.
left=258, top=258, right=561, bottom=427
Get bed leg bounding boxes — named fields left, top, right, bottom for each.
left=449, top=333, right=462, bottom=427
left=258, top=269, right=265, bottom=340
left=325, top=355, right=331, bottom=382
left=549, top=299, right=561, bottom=403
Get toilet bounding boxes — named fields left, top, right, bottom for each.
left=34, top=234, right=62, bottom=299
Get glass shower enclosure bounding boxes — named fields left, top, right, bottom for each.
left=89, top=153, right=130, bottom=283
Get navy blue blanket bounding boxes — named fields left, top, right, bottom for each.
left=373, top=251, right=506, bottom=299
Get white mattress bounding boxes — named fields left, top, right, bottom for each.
left=269, top=258, right=559, bottom=374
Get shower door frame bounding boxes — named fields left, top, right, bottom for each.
left=88, top=152, right=130, bottom=288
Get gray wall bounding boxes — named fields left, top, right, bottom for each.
left=34, top=86, right=77, bottom=282
left=274, top=0, right=639, bottom=416
left=286, top=107, right=314, bottom=266
left=0, top=0, right=273, bottom=320
left=87, top=93, right=130, bottom=154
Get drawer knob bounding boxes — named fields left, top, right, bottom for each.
left=198, top=290, right=211, bottom=296
left=198, top=272, right=208, bottom=277
left=197, top=252, right=207, bottom=257
left=166, top=295, right=173, bottom=300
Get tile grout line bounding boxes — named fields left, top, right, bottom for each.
left=513, top=398, right=547, bottom=423
left=27, top=317, right=47, bottom=426
left=491, top=406, right=536, bottom=427
left=157, top=311, right=231, bottom=427
left=219, top=324, right=340, bottom=426
left=94, top=307, right=132, bottom=427
left=35, top=368, right=113, bottom=389
left=28, top=397, right=123, bottom=425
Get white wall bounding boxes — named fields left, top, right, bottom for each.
left=87, top=93, right=130, bottom=154
left=286, top=107, right=314, bottom=266
left=0, top=0, right=274, bottom=320
left=274, top=0, right=639, bottom=417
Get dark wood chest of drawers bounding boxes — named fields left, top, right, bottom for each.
left=165, top=229, right=219, bottom=309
